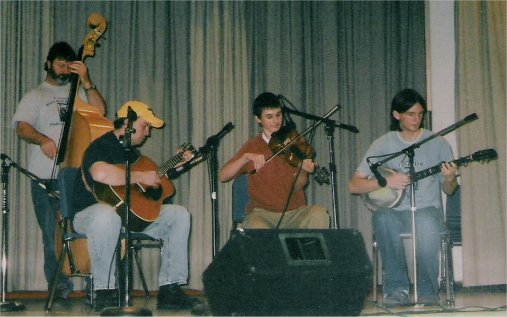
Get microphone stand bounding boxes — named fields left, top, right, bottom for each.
left=0, top=156, right=25, bottom=312
left=367, top=113, right=477, bottom=304
left=280, top=101, right=358, bottom=229
left=201, top=123, right=234, bottom=257
left=101, top=112, right=151, bottom=316
left=0, top=153, right=59, bottom=312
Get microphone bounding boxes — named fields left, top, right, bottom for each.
left=464, top=113, right=478, bottom=122
left=337, top=123, right=359, bottom=134
left=369, top=162, right=387, bottom=187
left=206, top=122, right=234, bottom=145
left=125, top=106, right=137, bottom=134
left=127, top=106, right=138, bottom=121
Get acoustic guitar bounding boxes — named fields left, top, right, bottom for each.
left=92, top=143, right=196, bottom=231
left=363, top=149, right=498, bottom=211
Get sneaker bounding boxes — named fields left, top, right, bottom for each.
left=191, top=301, right=211, bottom=316
left=53, top=281, right=73, bottom=300
left=383, top=290, right=411, bottom=307
left=157, top=284, right=201, bottom=310
left=418, top=294, right=439, bottom=306
left=93, top=289, right=118, bottom=312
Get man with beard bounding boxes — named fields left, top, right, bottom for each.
left=12, top=42, right=106, bottom=299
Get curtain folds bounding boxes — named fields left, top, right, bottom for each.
left=2, top=1, right=431, bottom=291
left=455, top=1, right=506, bottom=286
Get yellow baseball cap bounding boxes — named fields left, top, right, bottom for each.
left=116, top=101, right=164, bottom=128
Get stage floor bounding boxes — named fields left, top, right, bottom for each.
left=1, top=285, right=506, bottom=316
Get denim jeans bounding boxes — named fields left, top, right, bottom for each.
left=31, top=179, right=69, bottom=289
left=73, top=203, right=191, bottom=290
left=373, top=206, right=444, bottom=298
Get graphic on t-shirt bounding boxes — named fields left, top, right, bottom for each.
left=57, top=101, right=69, bottom=122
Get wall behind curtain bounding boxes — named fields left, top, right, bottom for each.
left=1, top=1, right=427, bottom=291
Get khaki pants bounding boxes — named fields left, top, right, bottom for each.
left=240, top=205, right=330, bottom=229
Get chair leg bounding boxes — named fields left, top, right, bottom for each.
left=88, top=275, right=94, bottom=308
left=440, top=237, right=447, bottom=295
left=440, top=233, right=455, bottom=306
left=444, top=235, right=455, bottom=306
left=133, top=247, right=150, bottom=298
left=372, top=240, right=378, bottom=302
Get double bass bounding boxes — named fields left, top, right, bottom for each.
left=56, top=13, right=113, bottom=169
left=55, top=13, right=113, bottom=275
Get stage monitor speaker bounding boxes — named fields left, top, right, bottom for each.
left=202, top=229, right=372, bottom=316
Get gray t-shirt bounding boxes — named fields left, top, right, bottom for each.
left=357, top=129, right=454, bottom=210
left=12, top=81, right=87, bottom=179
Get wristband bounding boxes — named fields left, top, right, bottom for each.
left=84, top=83, right=97, bottom=92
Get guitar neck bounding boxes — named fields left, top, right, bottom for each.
left=412, top=155, right=473, bottom=182
left=157, top=153, right=185, bottom=176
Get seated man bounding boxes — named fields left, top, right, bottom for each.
left=72, top=100, right=200, bottom=311
left=348, top=89, right=458, bottom=306
left=219, top=92, right=329, bottom=229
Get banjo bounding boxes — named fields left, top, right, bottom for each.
left=363, top=149, right=498, bottom=211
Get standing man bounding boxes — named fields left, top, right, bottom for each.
left=219, top=92, right=329, bottom=229
left=12, top=42, right=106, bottom=299
left=72, top=101, right=201, bottom=311
left=348, top=88, right=458, bottom=307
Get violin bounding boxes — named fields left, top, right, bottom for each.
left=269, top=124, right=315, bottom=167
left=265, top=123, right=330, bottom=185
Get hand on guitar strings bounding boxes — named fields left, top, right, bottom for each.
left=386, top=172, right=410, bottom=190
left=176, top=149, right=195, bottom=166
left=135, top=170, right=161, bottom=189
left=441, top=161, right=459, bottom=180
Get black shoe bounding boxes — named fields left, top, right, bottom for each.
left=191, top=301, right=212, bottom=316
left=383, top=290, right=411, bottom=307
left=157, top=284, right=201, bottom=310
left=53, top=281, right=73, bottom=300
left=93, top=289, right=118, bottom=312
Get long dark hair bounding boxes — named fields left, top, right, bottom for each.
left=389, top=88, right=427, bottom=131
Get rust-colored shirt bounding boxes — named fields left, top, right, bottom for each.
left=228, top=134, right=307, bottom=212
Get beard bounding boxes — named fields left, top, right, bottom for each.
left=47, top=67, right=71, bottom=85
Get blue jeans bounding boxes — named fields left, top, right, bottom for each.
left=31, top=180, right=69, bottom=289
left=73, top=203, right=191, bottom=290
left=373, top=206, right=444, bottom=298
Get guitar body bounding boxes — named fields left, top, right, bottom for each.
left=93, top=155, right=175, bottom=232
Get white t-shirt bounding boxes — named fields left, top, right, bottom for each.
left=12, top=81, right=87, bottom=179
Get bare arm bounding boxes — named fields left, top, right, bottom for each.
left=16, top=121, right=58, bottom=159
left=292, top=159, right=316, bottom=192
left=219, top=153, right=265, bottom=182
left=441, top=162, right=458, bottom=195
left=348, top=170, right=410, bottom=194
left=70, top=61, right=107, bottom=115
left=90, top=161, right=161, bottom=187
